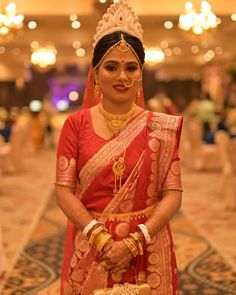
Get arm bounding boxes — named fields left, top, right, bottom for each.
left=145, top=190, right=182, bottom=238
left=55, top=186, right=93, bottom=230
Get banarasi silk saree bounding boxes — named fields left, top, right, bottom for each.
left=56, top=108, right=183, bottom=295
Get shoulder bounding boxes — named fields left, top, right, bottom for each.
left=148, top=111, right=183, bottom=132
left=63, top=108, right=89, bottom=132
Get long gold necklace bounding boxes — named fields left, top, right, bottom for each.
left=99, top=103, right=136, bottom=136
left=111, top=147, right=126, bottom=195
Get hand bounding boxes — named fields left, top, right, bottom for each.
left=100, top=240, right=133, bottom=273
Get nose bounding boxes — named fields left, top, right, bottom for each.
left=118, top=69, right=129, bottom=82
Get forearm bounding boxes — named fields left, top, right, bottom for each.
left=145, top=190, right=182, bottom=238
left=55, top=186, right=93, bottom=231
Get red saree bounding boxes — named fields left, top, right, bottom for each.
left=56, top=108, right=183, bottom=295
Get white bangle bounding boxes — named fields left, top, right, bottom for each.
left=82, top=220, right=98, bottom=238
left=137, top=224, right=152, bottom=244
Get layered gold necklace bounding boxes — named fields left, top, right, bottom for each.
left=99, top=103, right=136, bottom=195
left=99, top=103, right=136, bottom=136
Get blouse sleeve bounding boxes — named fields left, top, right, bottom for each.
left=55, top=113, right=80, bottom=189
left=161, top=116, right=183, bottom=192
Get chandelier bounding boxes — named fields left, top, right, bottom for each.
left=179, top=1, right=220, bottom=35
left=31, top=45, right=57, bottom=72
left=0, top=2, right=24, bottom=41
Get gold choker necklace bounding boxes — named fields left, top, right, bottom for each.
left=99, top=103, right=136, bottom=135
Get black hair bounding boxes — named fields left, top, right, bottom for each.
left=92, top=31, right=145, bottom=68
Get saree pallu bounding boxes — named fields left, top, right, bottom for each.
left=56, top=109, right=183, bottom=295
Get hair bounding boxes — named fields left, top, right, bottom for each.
left=92, top=31, right=145, bottom=68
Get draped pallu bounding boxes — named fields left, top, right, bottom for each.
left=56, top=109, right=183, bottom=295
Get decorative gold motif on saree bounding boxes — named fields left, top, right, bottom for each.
left=78, top=239, right=90, bottom=252
left=148, top=138, right=160, bottom=152
left=71, top=269, right=85, bottom=283
left=147, top=272, right=161, bottom=289
left=119, top=199, right=133, bottom=213
left=148, top=252, right=160, bottom=264
left=115, top=222, right=130, bottom=238
left=56, top=156, right=77, bottom=188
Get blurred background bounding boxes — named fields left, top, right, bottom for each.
left=0, top=0, right=236, bottom=294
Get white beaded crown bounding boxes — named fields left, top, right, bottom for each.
left=93, top=0, right=143, bottom=47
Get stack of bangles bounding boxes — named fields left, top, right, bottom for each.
left=122, top=224, right=152, bottom=258
left=82, top=220, right=112, bottom=252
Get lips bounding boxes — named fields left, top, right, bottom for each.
left=113, top=84, right=128, bottom=92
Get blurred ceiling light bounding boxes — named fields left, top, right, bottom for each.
left=231, top=13, right=236, bottom=21
left=164, top=48, right=173, bottom=57
left=69, top=91, right=79, bottom=101
left=0, top=45, right=6, bottom=54
left=160, top=40, right=169, bottom=49
left=191, top=45, right=200, bottom=53
left=179, top=1, right=220, bottom=35
left=203, top=49, right=215, bottom=62
left=164, top=21, right=173, bottom=29
left=71, top=20, right=81, bottom=29
left=0, top=2, right=24, bottom=41
left=31, top=40, right=39, bottom=49
left=215, top=46, right=223, bottom=55
left=99, top=0, right=107, bottom=3
left=145, top=48, right=165, bottom=64
left=56, top=100, right=69, bottom=112
left=72, top=40, right=81, bottom=49
left=173, top=47, right=182, bottom=55
left=76, top=48, right=85, bottom=57
left=29, top=100, right=42, bottom=112
left=28, top=21, right=37, bottom=30
left=31, top=45, right=57, bottom=71
left=69, top=14, right=77, bottom=22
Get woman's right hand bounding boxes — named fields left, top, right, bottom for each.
left=99, top=240, right=133, bottom=273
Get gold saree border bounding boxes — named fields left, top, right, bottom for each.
left=90, top=203, right=156, bottom=221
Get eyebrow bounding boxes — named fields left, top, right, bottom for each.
left=103, top=60, right=139, bottom=66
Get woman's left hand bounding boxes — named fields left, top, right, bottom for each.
left=99, top=240, right=133, bottom=273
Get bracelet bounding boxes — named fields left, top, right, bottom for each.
left=88, top=226, right=105, bottom=245
left=129, top=232, right=144, bottom=255
left=123, top=238, right=139, bottom=257
left=137, top=224, right=152, bottom=244
left=96, top=233, right=112, bottom=252
left=82, top=220, right=98, bottom=238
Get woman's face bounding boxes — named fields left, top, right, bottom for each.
left=96, top=44, right=142, bottom=105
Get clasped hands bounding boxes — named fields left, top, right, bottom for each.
left=99, top=239, right=133, bottom=273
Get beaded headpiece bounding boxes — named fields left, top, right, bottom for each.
left=93, top=0, right=143, bottom=47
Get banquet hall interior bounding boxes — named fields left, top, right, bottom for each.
left=0, top=0, right=236, bottom=294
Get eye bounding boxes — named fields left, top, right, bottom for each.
left=105, top=65, right=117, bottom=71
left=127, top=66, right=138, bottom=72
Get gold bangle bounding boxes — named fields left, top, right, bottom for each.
left=96, top=234, right=112, bottom=252
left=88, top=226, right=105, bottom=245
left=129, top=232, right=144, bottom=255
left=123, top=238, right=138, bottom=257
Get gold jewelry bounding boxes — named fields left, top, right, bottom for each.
left=93, top=0, right=143, bottom=48
left=99, top=103, right=136, bottom=135
left=111, top=148, right=126, bottom=195
left=94, top=83, right=101, bottom=97
left=122, top=238, right=138, bottom=257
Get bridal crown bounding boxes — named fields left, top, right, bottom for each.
left=93, top=0, right=143, bottom=48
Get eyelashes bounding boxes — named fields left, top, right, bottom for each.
left=104, top=65, right=138, bottom=72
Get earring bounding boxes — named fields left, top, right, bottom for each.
left=94, top=82, right=100, bottom=97
left=137, top=89, right=141, bottom=99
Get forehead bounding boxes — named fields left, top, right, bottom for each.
left=101, top=45, right=139, bottom=64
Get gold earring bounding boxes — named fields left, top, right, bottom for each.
left=94, top=81, right=100, bottom=97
